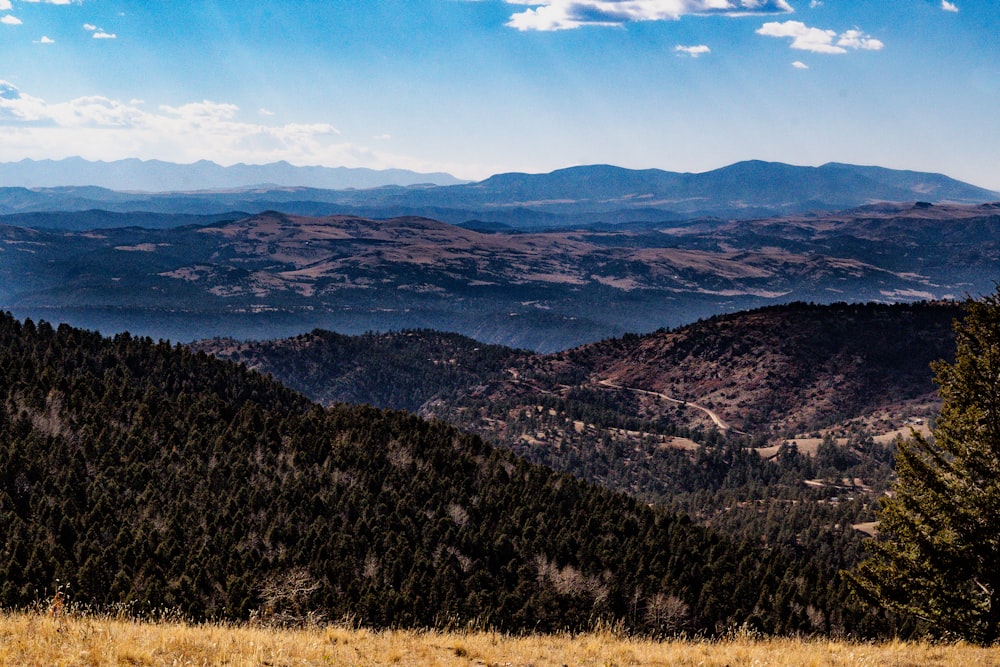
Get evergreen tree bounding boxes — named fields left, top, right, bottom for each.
left=851, top=288, right=1000, bottom=643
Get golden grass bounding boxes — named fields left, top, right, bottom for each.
left=1, top=611, right=998, bottom=667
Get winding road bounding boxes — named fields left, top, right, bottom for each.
left=596, top=379, right=740, bottom=433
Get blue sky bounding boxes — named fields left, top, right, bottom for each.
left=1, top=0, right=998, bottom=189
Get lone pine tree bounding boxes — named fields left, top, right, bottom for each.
left=851, top=288, right=1000, bottom=643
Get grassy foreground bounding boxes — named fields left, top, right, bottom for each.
left=2, top=612, right=998, bottom=667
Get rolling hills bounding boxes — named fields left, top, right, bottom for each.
left=202, top=300, right=958, bottom=439
left=3, top=202, right=997, bottom=350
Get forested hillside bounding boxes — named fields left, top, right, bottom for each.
left=199, top=301, right=961, bottom=578
left=193, top=329, right=527, bottom=412
left=0, top=313, right=889, bottom=636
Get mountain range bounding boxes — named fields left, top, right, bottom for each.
left=1, top=160, right=996, bottom=228
left=0, top=157, right=466, bottom=191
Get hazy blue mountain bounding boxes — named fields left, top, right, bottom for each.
left=0, top=157, right=466, bottom=191
left=0, top=160, right=995, bottom=227
left=467, top=161, right=998, bottom=214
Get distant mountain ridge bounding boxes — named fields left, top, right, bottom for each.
left=0, top=159, right=995, bottom=226
left=0, top=157, right=467, bottom=191
left=469, top=161, right=997, bottom=216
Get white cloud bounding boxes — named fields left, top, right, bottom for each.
left=941, top=0, right=958, bottom=11
left=503, top=0, right=792, bottom=31
left=675, top=44, right=711, bottom=58
left=258, top=108, right=275, bottom=116
left=836, top=29, right=883, bottom=51
left=791, top=60, right=808, bottom=69
left=21, top=0, right=79, bottom=4
left=757, top=20, right=883, bottom=54
left=756, top=21, right=841, bottom=53
left=809, top=0, right=822, bottom=6
left=2, top=14, right=22, bottom=25
left=84, top=23, right=117, bottom=38
left=0, top=83, right=450, bottom=174
left=157, top=100, right=242, bottom=121
left=0, top=1, right=10, bottom=10
left=34, top=35, right=55, bottom=43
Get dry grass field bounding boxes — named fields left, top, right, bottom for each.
left=2, top=612, right=999, bottom=667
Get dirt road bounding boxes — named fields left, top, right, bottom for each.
left=596, top=379, right=736, bottom=432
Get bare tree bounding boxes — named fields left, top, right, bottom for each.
left=257, top=567, right=323, bottom=627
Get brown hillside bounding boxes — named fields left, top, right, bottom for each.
left=590, top=301, right=960, bottom=434
left=433, top=301, right=961, bottom=446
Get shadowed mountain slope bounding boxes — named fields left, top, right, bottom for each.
left=195, top=329, right=528, bottom=412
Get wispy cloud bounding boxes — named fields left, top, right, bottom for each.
left=83, top=23, right=116, bottom=39
left=21, top=0, right=79, bottom=4
left=941, top=1, right=958, bottom=12
left=757, top=20, right=883, bottom=54
left=0, top=81, right=450, bottom=174
left=34, top=35, right=54, bottom=43
left=503, top=0, right=792, bottom=31
left=2, top=14, right=22, bottom=25
left=675, top=44, right=711, bottom=58
left=792, top=60, right=809, bottom=69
